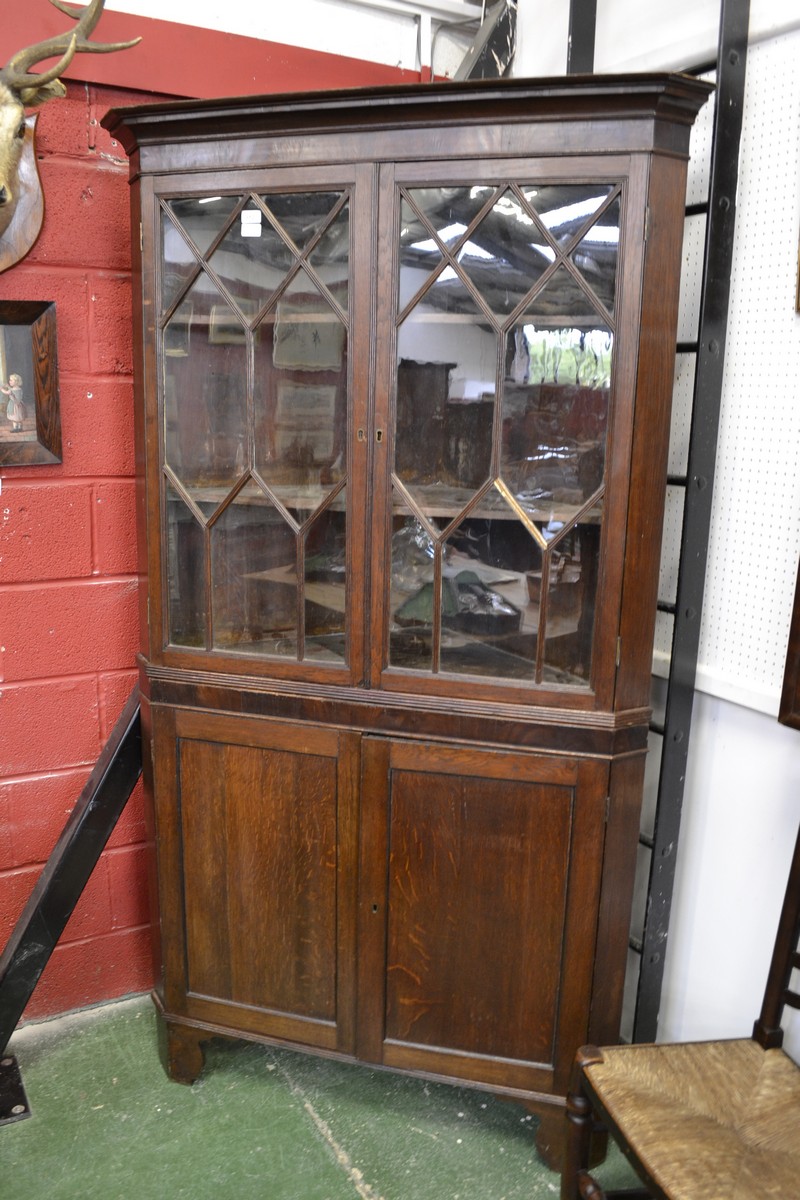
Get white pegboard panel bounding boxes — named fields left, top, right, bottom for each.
left=693, top=30, right=800, bottom=713
left=658, top=484, right=686, bottom=607
left=668, top=353, right=696, bottom=478
left=685, top=74, right=715, bottom=208
left=676, top=213, right=707, bottom=343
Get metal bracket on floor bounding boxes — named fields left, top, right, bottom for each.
left=0, top=1055, right=31, bottom=1125
left=0, top=687, right=143, bottom=1102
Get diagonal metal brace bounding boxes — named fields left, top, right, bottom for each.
left=0, top=687, right=142, bottom=1087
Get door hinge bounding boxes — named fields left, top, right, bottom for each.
left=615, top=636, right=622, bottom=669
left=606, top=795, right=611, bottom=823
left=139, top=222, right=143, bottom=253
left=644, top=205, right=650, bottom=242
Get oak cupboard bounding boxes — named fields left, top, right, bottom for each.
left=103, top=73, right=711, bottom=1162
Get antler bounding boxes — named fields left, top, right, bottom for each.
left=0, top=0, right=140, bottom=93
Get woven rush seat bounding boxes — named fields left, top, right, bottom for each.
left=561, top=811, right=800, bottom=1200
left=582, top=1039, right=800, bottom=1198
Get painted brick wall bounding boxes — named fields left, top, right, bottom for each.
left=0, top=80, right=161, bottom=1020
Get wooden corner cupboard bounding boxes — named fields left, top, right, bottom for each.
left=103, top=73, right=711, bottom=1164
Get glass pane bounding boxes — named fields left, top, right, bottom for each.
left=261, top=191, right=343, bottom=252
left=407, top=185, right=496, bottom=250
left=163, top=276, right=248, bottom=494
left=166, top=195, right=241, bottom=258
left=308, top=201, right=349, bottom=313
left=396, top=272, right=496, bottom=515
left=254, top=275, right=348, bottom=509
left=388, top=511, right=435, bottom=671
left=304, top=500, right=348, bottom=663
left=571, top=194, right=620, bottom=315
left=399, top=195, right=443, bottom=306
left=161, top=213, right=198, bottom=315
left=522, top=184, right=614, bottom=248
left=210, top=482, right=298, bottom=656
left=439, top=509, right=538, bottom=680
left=271, top=269, right=347, bottom=372
left=166, top=483, right=207, bottom=648
left=541, top=523, right=601, bottom=687
left=208, top=198, right=293, bottom=312
left=457, top=188, right=550, bottom=319
left=524, top=264, right=599, bottom=324
left=503, top=325, right=611, bottom=511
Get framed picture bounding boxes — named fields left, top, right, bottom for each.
left=0, top=300, right=61, bottom=466
left=779, top=549, right=800, bottom=731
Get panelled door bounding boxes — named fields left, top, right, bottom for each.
left=152, top=707, right=361, bottom=1055
left=357, top=737, right=610, bottom=1095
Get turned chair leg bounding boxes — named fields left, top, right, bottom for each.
left=561, top=1047, right=605, bottom=1200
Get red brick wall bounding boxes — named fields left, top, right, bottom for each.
left=0, top=81, right=161, bottom=1019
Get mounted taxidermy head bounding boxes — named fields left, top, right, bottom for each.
left=0, top=0, right=140, bottom=269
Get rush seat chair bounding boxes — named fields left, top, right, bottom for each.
left=560, top=819, right=800, bottom=1199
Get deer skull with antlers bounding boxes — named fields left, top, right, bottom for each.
left=0, top=0, right=140, bottom=250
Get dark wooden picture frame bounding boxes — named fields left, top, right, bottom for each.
left=0, top=300, right=61, bottom=466
left=779, top=550, right=800, bottom=730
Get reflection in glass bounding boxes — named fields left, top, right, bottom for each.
left=253, top=275, right=348, bottom=507
left=260, top=192, right=343, bottom=253
left=304, top=501, right=348, bottom=662
left=571, top=194, right=620, bottom=315
left=390, top=178, right=619, bottom=690
left=159, top=188, right=352, bottom=668
left=456, top=188, right=550, bottom=318
left=396, top=271, right=495, bottom=514
left=540, top=523, right=601, bottom=684
left=439, top=512, right=537, bottom=680
left=166, top=484, right=207, bottom=648
left=523, top=264, right=598, bottom=323
left=164, top=276, right=248, bottom=493
left=166, top=195, right=242, bottom=258
left=208, top=198, right=294, bottom=311
left=522, top=184, right=614, bottom=248
left=210, top=482, right=298, bottom=656
left=407, top=185, right=495, bottom=250
left=308, top=201, right=350, bottom=313
left=161, top=214, right=198, bottom=316
left=502, top=324, right=611, bottom=516
left=389, top=512, right=435, bottom=671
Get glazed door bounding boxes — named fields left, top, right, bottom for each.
left=152, top=707, right=360, bottom=1054
left=148, top=165, right=371, bottom=683
left=370, top=157, right=645, bottom=706
left=356, top=738, right=610, bottom=1095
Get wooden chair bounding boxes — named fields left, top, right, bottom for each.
left=561, top=818, right=800, bottom=1199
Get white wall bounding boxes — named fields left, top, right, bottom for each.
left=107, top=0, right=800, bottom=1045
left=104, top=0, right=472, bottom=75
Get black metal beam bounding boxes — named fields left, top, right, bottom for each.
left=0, top=689, right=142, bottom=1066
left=566, top=0, right=597, bottom=73
left=633, top=0, right=750, bottom=1042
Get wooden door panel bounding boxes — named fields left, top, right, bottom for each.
left=385, top=769, right=571, bottom=1062
left=179, top=737, right=337, bottom=1017
left=359, top=738, right=609, bottom=1092
left=166, top=710, right=358, bottom=1052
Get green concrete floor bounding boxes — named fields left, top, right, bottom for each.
left=3, top=997, right=639, bottom=1199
